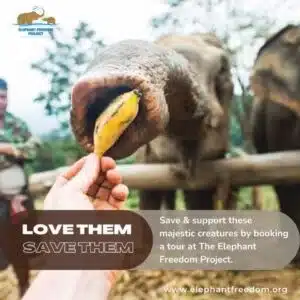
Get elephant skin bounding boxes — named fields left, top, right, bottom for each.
left=70, top=33, right=233, bottom=210
left=250, top=24, right=300, bottom=263
left=133, top=33, right=234, bottom=210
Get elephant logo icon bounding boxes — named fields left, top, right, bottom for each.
left=17, top=6, right=45, bottom=25
left=16, top=6, right=57, bottom=36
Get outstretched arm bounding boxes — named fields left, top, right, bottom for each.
left=22, top=154, right=128, bottom=300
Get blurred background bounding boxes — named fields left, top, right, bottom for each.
left=1, top=0, right=299, bottom=210
left=1, top=0, right=300, bottom=299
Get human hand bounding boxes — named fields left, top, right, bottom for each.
left=11, top=194, right=27, bottom=213
left=23, top=154, right=129, bottom=300
left=25, top=154, right=129, bottom=300
left=0, top=143, right=19, bottom=157
left=44, top=153, right=129, bottom=211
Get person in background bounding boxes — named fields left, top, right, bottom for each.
left=23, top=153, right=129, bottom=300
left=0, top=78, right=40, bottom=297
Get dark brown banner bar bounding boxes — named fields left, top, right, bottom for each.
left=0, top=210, right=153, bottom=270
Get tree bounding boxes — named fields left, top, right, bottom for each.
left=151, top=0, right=298, bottom=150
left=31, top=22, right=105, bottom=132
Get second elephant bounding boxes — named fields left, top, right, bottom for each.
left=251, top=24, right=300, bottom=263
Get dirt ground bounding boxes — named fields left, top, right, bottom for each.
left=1, top=267, right=300, bottom=300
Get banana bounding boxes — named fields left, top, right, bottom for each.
left=93, top=89, right=142, bottom=157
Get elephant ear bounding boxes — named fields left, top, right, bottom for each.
left=154, top=33, right=233, bottom=158
left=193, top=32, right=233, bottom=107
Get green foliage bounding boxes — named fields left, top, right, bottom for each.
left=237, top=186, right=278, bottom=211
left=116, top=155, right=136, bottom=165
left=230, top=95, right=245, bottom=147
left=26, top=130, right=86, bottom=174
left=124, top=189, right=139, bottom=210
left=230, top=114, right=243, bottom=147
left=27, top=128, right=138, bottom=175
left=31, top=22, right=105, bottom=131
left=229, top=94, right=254, bottom=148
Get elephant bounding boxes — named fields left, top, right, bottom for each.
left=134, top=135, right=179, bottom=210
left=69, top=32, right=233, bottom=211
left=17, top=7, right=44, bottom=25
left=42, top=17, right=56, bottom=25
left=250, top=24, right=300, bottom=263
left=132, top=33, right=234, bottom=210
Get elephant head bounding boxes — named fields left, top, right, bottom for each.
left=70, top=34, right=232, bottom=160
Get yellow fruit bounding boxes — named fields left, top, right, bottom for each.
left=93, top=89, right=141, bottom=157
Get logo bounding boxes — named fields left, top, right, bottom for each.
left=15, top=6, right=56, bottom=37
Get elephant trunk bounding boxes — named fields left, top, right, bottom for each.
left=70, top=39, right=218, bottom=159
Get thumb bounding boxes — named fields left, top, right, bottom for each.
left=68, top=153, right=100, bottom=193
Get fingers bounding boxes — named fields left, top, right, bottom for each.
left=68, top=154, right=101, bottom=192
left=48, top=153, right=128, bottom=211
left=86, top=166, right=121, bottom=198
left=88, top=167, right=128, bottom=210
left=106, top=169, right=122, bottom=186
left=92, top=184, right=128, bottom=211
left=108, top=184, right=129, bottom=209
left=100, top=156, right=116, bottom=173
left=61, top=156, right=87, bottom=181
left=93, top=200, right=117, bottom=211
left=89, top=169, right=122, bottom=200
left=52, top=156, right=88, bottom=191
left=68, top=154, right=118, bottom=194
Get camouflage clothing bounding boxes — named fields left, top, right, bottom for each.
left=0, top=111, right=40, bottom=170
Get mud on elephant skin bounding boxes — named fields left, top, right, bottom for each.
left=70, top=32, right=233, bottom=210
left=250, top=24, right=300, bottom=263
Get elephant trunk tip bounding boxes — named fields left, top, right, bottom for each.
left=70, top=72, right=164, bottom=158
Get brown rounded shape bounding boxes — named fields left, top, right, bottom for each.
left=70, top=73, right=167, bottom=159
